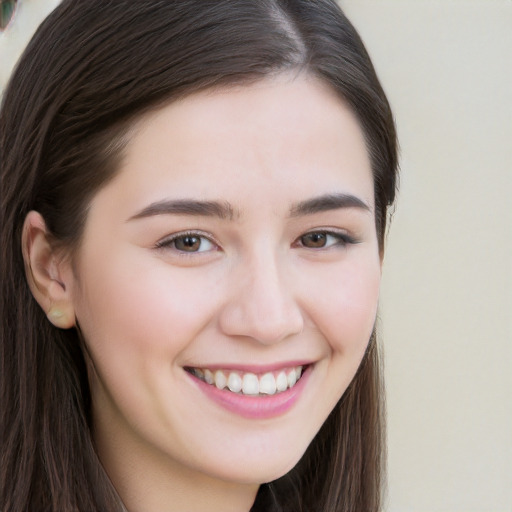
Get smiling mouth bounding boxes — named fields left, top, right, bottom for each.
left=185, top=365, right=306, bottom=397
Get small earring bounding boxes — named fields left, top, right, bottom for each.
left=47, top=307, right=68, bottom=327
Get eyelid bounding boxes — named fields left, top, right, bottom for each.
left=295, top=228, right=359, bottom=248
left=154, top=230, right=220, bottom=253
left=153, top=227, right=358, bottom=253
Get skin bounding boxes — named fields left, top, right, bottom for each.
left=24, top=74, right=381, bottom=512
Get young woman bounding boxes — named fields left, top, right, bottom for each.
left=0, top=1, right=398, bottom=510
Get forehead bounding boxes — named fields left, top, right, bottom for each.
left=91, top=74, right=374, bottom=219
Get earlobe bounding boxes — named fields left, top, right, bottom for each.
left=46, top=305, right=74, bottom=329
left=22, top=211, right=76, bottom=329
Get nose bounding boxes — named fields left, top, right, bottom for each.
left=218, top=252, right=304, bottom=345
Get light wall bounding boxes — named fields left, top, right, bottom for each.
left=0, top=0, right=61, bottom=96
left=1, top=2, right=511, bottom=511
left=341, top=1, right=512, bottom=511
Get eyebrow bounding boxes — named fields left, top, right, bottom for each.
left=288, top=193, right=371, bottom=217
left=128, top=199, right=237, bottom=221
left=128, top=192, right=370, bottom=222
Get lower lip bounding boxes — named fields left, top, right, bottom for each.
left=188, top=366, right=311, bottom=419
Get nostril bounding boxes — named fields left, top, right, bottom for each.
left=0, top=0, right=17, bottom=31
left=218, top=259, right=304, bottom=343
left=218, top=298, right=304, bottom=345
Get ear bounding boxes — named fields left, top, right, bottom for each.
left=22, top=211, right=76, bottom=329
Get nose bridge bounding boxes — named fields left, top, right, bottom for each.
left=219, top=246, right=303, bottom=344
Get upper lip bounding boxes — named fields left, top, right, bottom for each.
left=184, top=360, right=314, bottom=374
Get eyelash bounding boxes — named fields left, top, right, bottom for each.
left=154, top=229, right=358, bottom=254
left=154, top=231, right=218, bottom=254
left=295, top=230, right=358, bottom=250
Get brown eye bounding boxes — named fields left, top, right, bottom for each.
left=298, top=231, right=355, bottom=250
left=1, top=0, right=17, bottom=31
left=301, top=232, right=328, bottom=248
left=156, top=232, right=217, bottom=253
left=174, top=235, right=202, bottom=252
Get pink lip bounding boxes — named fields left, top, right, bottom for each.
left=188, top=365, right=312, bottom=419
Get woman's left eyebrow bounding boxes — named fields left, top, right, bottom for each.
left=289, top=193, right=371, bottom=217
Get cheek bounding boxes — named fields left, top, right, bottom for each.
left=305, top=255, right=381, bottom=355
left=72, top=254, right=226, bottom=430
left=292, top=254, right=381, bottom=440
left=74, top=253, right=223, bottom=360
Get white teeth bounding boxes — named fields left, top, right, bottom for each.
left=276, top=371, right=288, bottom=392
left=227, top=372, right=242, bottom=393
left=242, top=373, right=259, bottom=395
left=259, top=372, right=276, bottom=395
left=204, top=369, right=214, bottom=385
left=214, top=370, right=227, bottom=390
left=287, top=369, right=297, bottom=388
left=196, top=366, right=305, bottom=395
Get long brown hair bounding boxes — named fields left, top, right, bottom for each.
left=0, top=1, right=398, bottom=510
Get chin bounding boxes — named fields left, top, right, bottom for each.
left=208, top=446, right=308, bottom=486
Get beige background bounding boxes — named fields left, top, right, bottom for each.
left=1, top=1, right=511, bottom=511
left=341, top=1, right=512, bottom=511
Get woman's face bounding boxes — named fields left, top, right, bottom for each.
left=67, top=75, right=381, bottom=494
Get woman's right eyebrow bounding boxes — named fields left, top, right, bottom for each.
left=127, top=199, right=238, bottom=222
